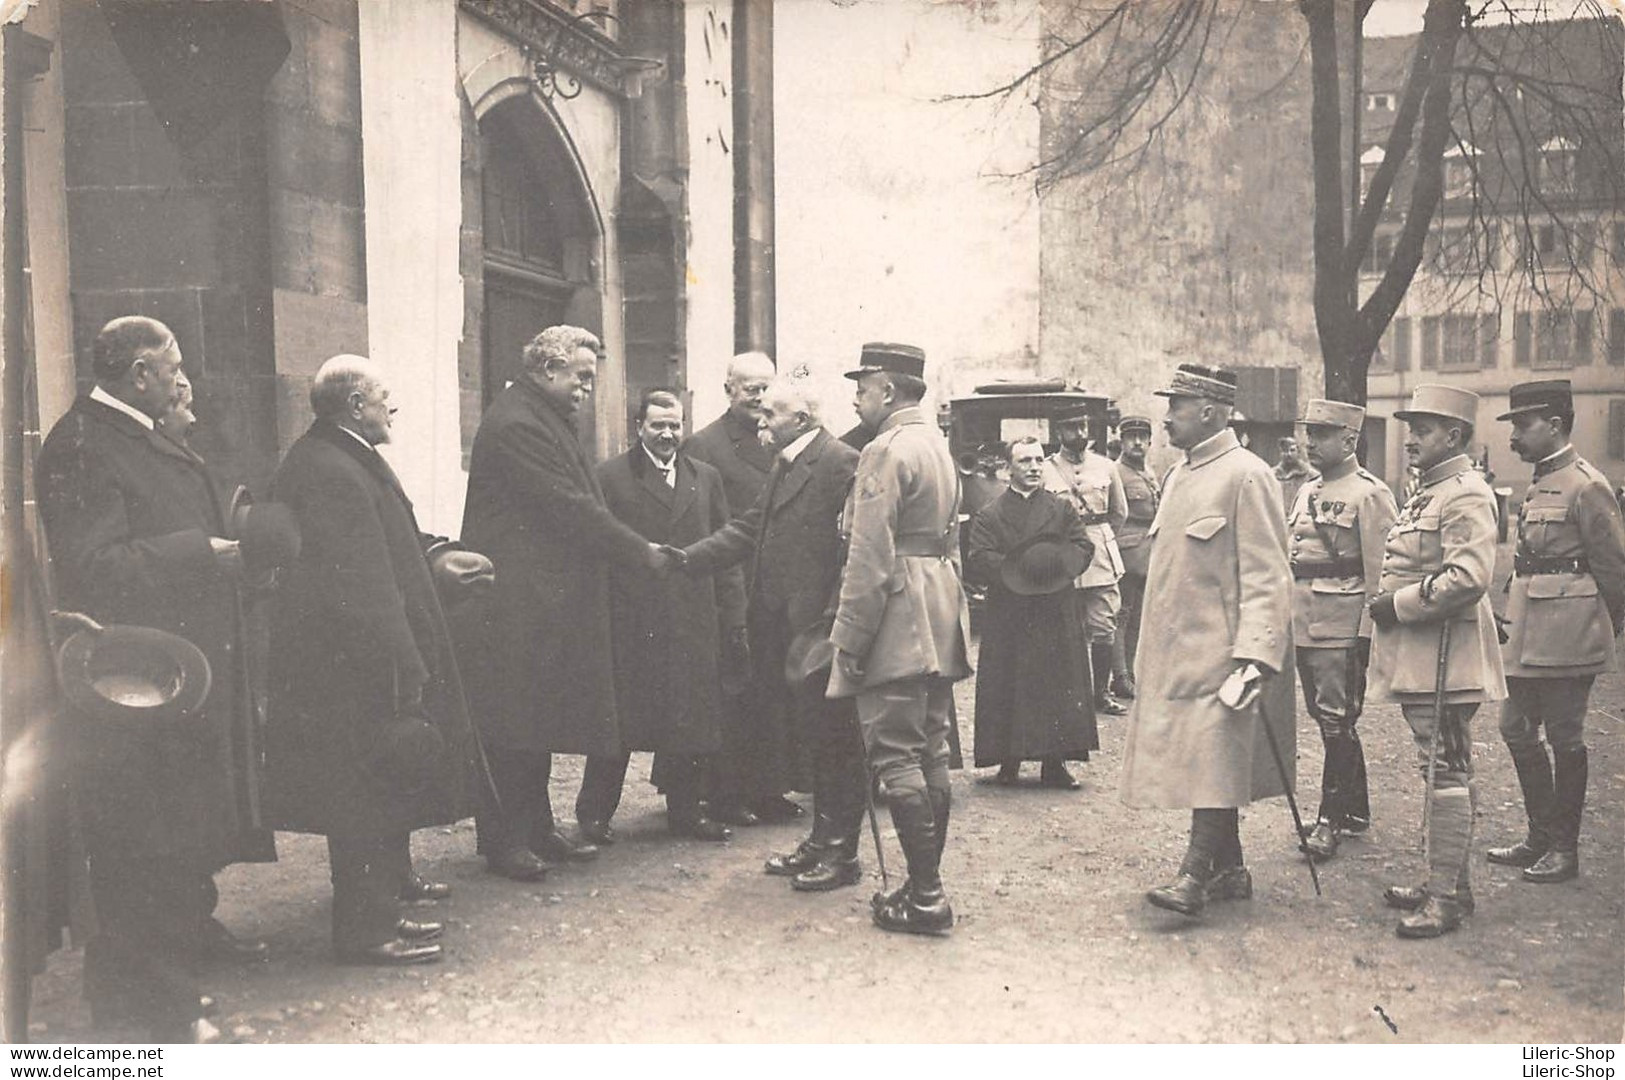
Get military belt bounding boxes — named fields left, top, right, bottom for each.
left=1291, top=558, right=1363, bottom=581
left=1513, top=554, right=1591, bottom=577
left=895, top=534, right=951, bottom=557
left=1082, top=512, right=1111, bottom=526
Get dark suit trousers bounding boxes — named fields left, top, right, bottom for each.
left=799, top=677, right=867, bottom=844
left=83, top=849, right=204, bottom=1033
left=327, top=831, right=409, bottom=952
left=476, top=744, right=555, bottom=856
left=712, top=602, right=806, bottom=802
left=578, top=752, right=706, bottom=822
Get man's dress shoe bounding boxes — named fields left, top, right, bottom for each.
left=764, top=838, right=825, bottom=877
left=670, top=815, right=732, bottom=842
left=397, top=918, right=444, bottom=942
left=1523, top=849, right=1579, bottom=883
left=751, top=795, right=807, bottom=823
left=486, top=848, right=550, bottom=882
left=1205, top=865, right=1253, bottom=902
left=1486, top=838, right=1547, bottom=868
left=1383, top=883, right=1474, bottom=914
left=400, top=875, right=452, bottom=903
left=202, top=917, right=269, bottom=963
left=1095, top=694, right=1129, bottom=716
left=535, top=829, right=599, bottom=862
left=1145, top=873, right=1206, bottom=917
left=872, top=888, right=953, bottom=935
left=792, top=855, right=862, bottom=892
left=707, top=801, right=761, bottom=827
left=579, top=819, right=617, bottom=846
left=1396, top=894, right=1467, bottom=939
left=337, top=938, right=443, bottom=966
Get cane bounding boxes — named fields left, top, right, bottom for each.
left=863, top=767, right=890, bottom=899
left=1421, top=619, right=1454, bottom=856
left=1257, top=696, right=1322, bottom=897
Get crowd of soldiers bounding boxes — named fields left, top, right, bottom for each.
left=32, top=314, right=1625, bottom=1043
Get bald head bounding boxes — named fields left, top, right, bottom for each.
left=724, top=351, right=775, bottom=423
left=311, top=355, right=396, bottom=445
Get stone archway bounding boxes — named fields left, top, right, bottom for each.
left=458, top=84, right=606, bottom=457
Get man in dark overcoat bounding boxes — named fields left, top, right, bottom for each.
left=36, top=316, right=275, bottom=1041
left=460, top=326, right=671, bottom=878
left=682, top=378, right=869, bottom=892
left=681, top=350, right=808, bottom=825
left=267, top=356, right=489, bottom=965
left=575, top=389, right=744, bottom=842
left=967, top=437, right=1097, bottom=789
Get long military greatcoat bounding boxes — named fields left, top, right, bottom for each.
left=460, top=380, right=653, bottom=756
left=966, top=488, right=1097, bottom=765
left=35, top=394, right=272, bottom=865
left=265, top=423, right=484, bottom=836
left=597, top=447, right=744, bottom=754
left=1119, top=427, right=1295, bottom=809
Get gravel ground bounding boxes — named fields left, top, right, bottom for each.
left=23, top=566, right=1625, bottom=1044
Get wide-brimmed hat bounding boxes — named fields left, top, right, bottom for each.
left=1153, top=364, right=1238, bottom=404
left=843, top=342, right=926, bottom=381
left=1495, top=379, right=1572, bottom=421
left=1393, top=384, right=1479, bottom=426
left=1000, top=533, right=1092, bottom=596
left=1299, top=399, right=1366, bottom=431
left=56, top=614, right=211, bottom=725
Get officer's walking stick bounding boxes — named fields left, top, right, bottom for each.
left=863, top=766, right=890, bottom=899
left=1257, top=695, right=1322, bottom=897
left=1421, top=619, right=1454, bottom=854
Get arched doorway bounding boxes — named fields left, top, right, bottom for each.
left=462, top=91, right=603, bottom=452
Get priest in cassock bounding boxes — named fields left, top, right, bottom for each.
left=966, top=436, right=1098, bottom=789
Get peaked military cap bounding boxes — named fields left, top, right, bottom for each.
left=844, top=342, right=926, bottom=380
left=1393, top=383, right=1479, bottom=426
left=1299, top=399, right=1366, bottom=431
left=1119, top=415, right=1153, bottom=435
left=1495, top=379, right=1573, bottom=421
left=1153, top=363, right=1239, bottom=404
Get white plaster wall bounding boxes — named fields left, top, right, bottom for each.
left=458, top=15, right=626, bottom=463
left=358, top=0, right=465, bottom=535
left=683, top=0, right=740, bottom=427
left=773, top=0, right=1041, bottom=430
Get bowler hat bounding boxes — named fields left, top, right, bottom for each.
left=1119, top=415, right=1153, bottom=435
left=1495, top=379, right=1573, bottom=421
left=1299, top=399, right=1366, bottom=431
left=844, top=342, right=926, bottom=381
left=1153, top=364, right=1239, bottom=405
left=228, top=486, right=302, bottom=572
left=1393, top=383, right=1479, bottom=426
left=56, top=614, right=211, bottom=725
left=1000, top=534, right=1092, bottom=596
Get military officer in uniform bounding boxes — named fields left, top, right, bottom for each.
left=1289, top=400, right=1399, bottom=862
left=1274, top=436, right=1317, bottom=518
left=1486, top=380, right=1625, bottom=883
left=1120, top=364, right=1294, bottom=919
left=1368, top=385, right=1507, bottom=938
left=1043, top=404, right=1129, bottom=715
left=828, top=343, right=972, bottom=936
left=1112, top=415, right=1159, bottom=699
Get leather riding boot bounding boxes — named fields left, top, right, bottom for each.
left=927, top=782, right=951, bottom=864
left=1400, top=786, right=1471, bottom=938
left=792, top=833, right=862, bottom=892
left=1487, top=744, right=1555, bottom=868
left=1344, top=730, right=1371, bottom=832
left=1525, top=747, right=1585, bottom=883
left=872, top=793, right=952, bottom=935
left=1091, top=643, right=1127, bottom=714
left=764, top=832, right=828, bottom=877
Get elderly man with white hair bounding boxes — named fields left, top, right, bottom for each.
left=682, top=376, right=867, bottom=891
left=460, top=327, right=675, bottom=875
left=683, top=351, right=810, bottom=825
left=266, top=355, right=491, bottom=966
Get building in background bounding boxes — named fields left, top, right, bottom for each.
left=4, top=0, right=775, bottom=535
left=1361, top=17, right=1624, bottom=493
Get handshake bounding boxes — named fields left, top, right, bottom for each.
left=647, top=543, right=691, bottom=573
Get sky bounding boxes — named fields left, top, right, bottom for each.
left=1363, top=0, right=1623, bottom=37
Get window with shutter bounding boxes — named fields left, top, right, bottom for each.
left=1480, top=314, right=1499, bottom=369
left=1515, top=312, right=1532, bottom=367
left=1394, top=317, right=1412, bottom=371
left=1610, top=399, right=1625, bottom=460
left=1575, top=310, right=1594, bottom=366
left=1609, top=309, right=1625, bottom=366
left=1421, top=316, right=1440, bottom=369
